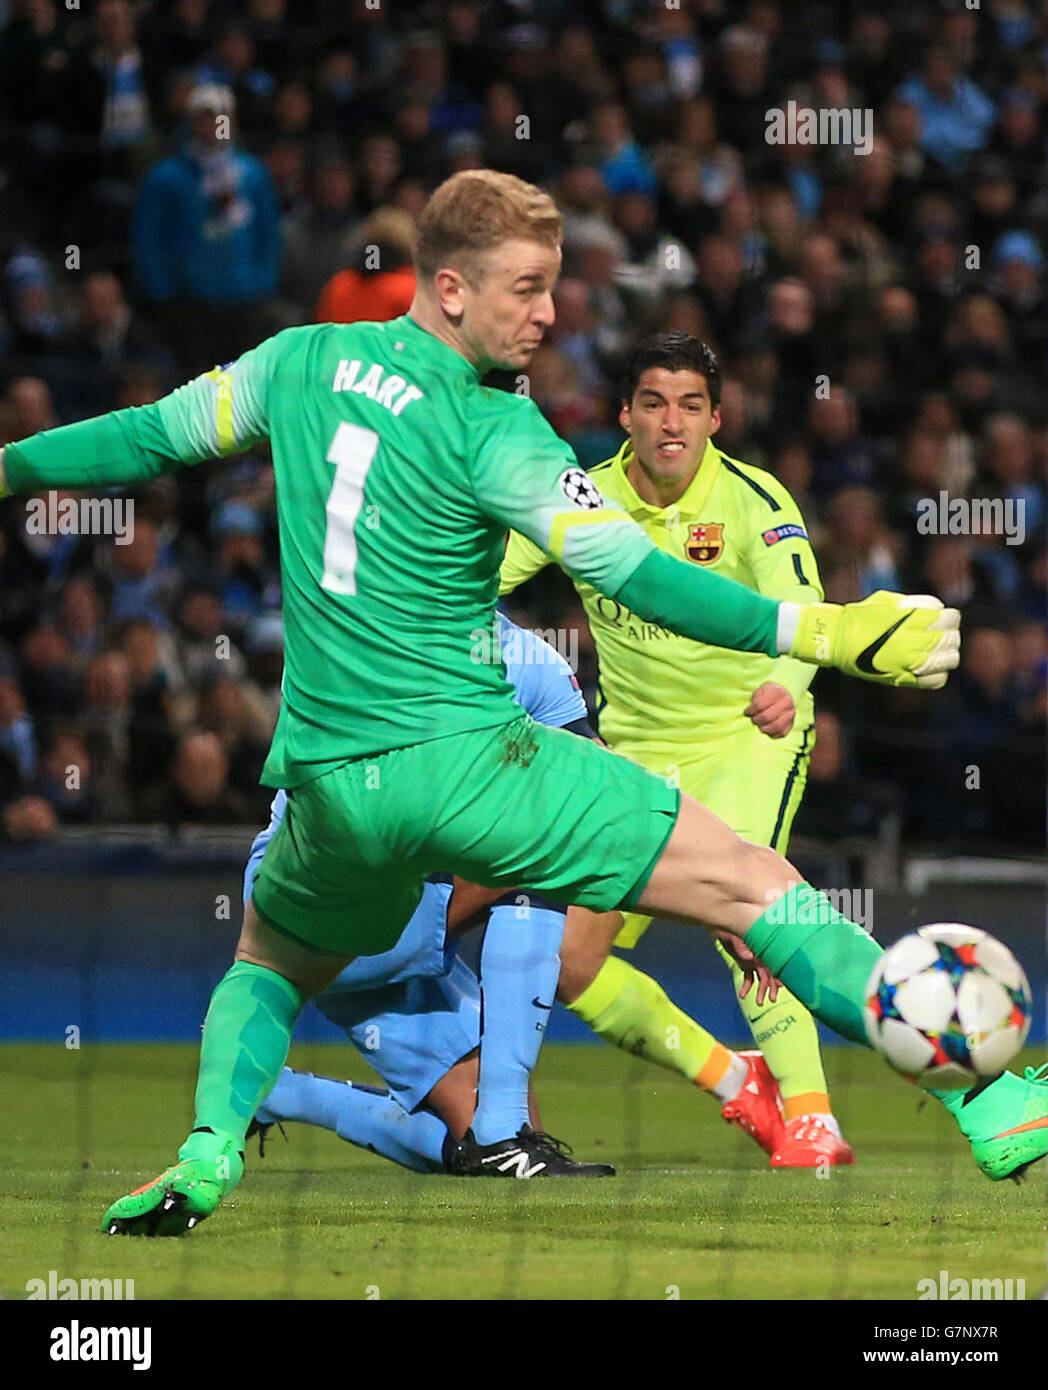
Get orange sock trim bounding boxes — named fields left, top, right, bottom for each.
left=694, top=1042, right=733, bottom=1093
left=782, top=1091, right=831, bottom=1120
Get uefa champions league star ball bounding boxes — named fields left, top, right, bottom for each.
left=864, top=924, right=1032, bottom=1089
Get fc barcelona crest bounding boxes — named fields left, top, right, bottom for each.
left=686, top=522, right=724, bottom=564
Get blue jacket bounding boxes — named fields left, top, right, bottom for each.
left=133, top=143, right=280, bottom=304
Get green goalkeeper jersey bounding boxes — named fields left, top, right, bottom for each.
left=3, top=317, right=784, bottom=786
left=501, top=438, right=823, bottom=752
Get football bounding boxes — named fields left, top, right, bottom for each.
left=864, top=924, right=1032, bottom=1089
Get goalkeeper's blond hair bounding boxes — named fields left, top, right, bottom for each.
left=414, top=170, right=562, bottom=287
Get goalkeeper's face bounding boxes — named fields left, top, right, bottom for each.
left=454, top=239, right=561, bottom=372
left=621, top=368, right=721, bottom=486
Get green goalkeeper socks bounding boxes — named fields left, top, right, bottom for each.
left=744, top=883, right=882, bottom=1048
left=178, top=961, right=303, bottom=1177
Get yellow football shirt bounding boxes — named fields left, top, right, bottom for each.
left=500, top=437, right=823, bottom=755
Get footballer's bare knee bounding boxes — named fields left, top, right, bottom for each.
left=557, top=906, right=622, bottom=1003
left=235, top=898, right=353, bottom=999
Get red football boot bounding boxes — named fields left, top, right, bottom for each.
left=720, top=1050, right=785, bottom=1156
left=770, top=1115, right=856, bottom=1168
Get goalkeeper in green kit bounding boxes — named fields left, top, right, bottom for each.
left=1, top=170, right=1040, bottom=1237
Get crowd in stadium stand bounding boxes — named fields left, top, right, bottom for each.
left=0, top=0, right=1044, bottom=849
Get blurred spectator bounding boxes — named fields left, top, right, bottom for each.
left=314, top=208, right=416, bottom=325
left=551, top=279, right=610, bottom=402
left=3, top=242, right=66, bottom=356
left=0, top=673, right=38, bottom=796
left=281, top=156, right=361, bottom=310
left=1012, top=619, right=1047, bottom=720
left=265, top=138, right=307, bottom=216
left=807, top=387, right=878, bottom=497
left=965, top=155, right=1021, bottom=252
left=558, top=164, right=613, bottom=252
left=889, top=431, right=939, bottom=541
left=946, top=626, right=1019, bottom=767
left=982, top=413, right=1045, bottom=537
left=911, top=393, right=975, bottom=496
left=52, top=270, right=174, bottom=418
left=132, top=83, right=280, bottom=371
left=876, top=285, right=929, bottom=393
left=710, top=25, right=777, bottom=153
left=988, top=231, right=1047, bottom=365
left=81, top=650, right=134, bottom=821
left=242, top=611, right=284, bottom=731
left=770, top=441, right=816, bottom=521
left=176, top=585, right=247, bottom=688
left=19, top=622, right=80, bottom=717
left=138, top=729, right=252, bottom=826
left=895, top=46, right=995, bottom=175
left=754, top=279, right=819, bottom=426
left=798, top=233, right=857, bottom=355
left=106, top=518, right=178, bottom=627
left=612, top=191, right=696, bottom=301
left=945, top=291, right=1014, bottom=365
left=917, top=536, right=1012, bottom=624
left=35, top=725, right=95, bottom=824
left=695, top=236, right=753, bottom=357
left=396, top=29, right=481, bottom=136
left=5, top=377, right=59, bottom=438
left=207, top=501, right=272, bottom=635
left=57, top=574, right=106, bottom=667
left=2, top=794, right=58, bottom=842
left=988, top=89, right=1042, bottom=201
left=75, top=271, right=170, bottom=367
left=391, top=93, right=442, bottom=181
left=588, top=102, right=657, bottom=196
left=357, top=132, right=403, bottom=214
left=820, top=487, right=901, bottom=602
left=194, top=22, right=277, bottom=135
left=59, top=0, right=155, bottom=185
left=143, top=0, right=212, bottom=79
left=909, top=219, right=966, bottom=356
left=481, top=81, right=544, bottom=181
left=659, top=97, right=742, bottom=213
left=112, top=616, right=179, bottom=798
left=792, top=710, right=901, bottom=841
left=566, top=221, right=631, bottom=365
left=195, top=673, right=271, bottom=816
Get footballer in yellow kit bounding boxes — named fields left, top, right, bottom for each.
left=500, top=331, right=853, bottom=1167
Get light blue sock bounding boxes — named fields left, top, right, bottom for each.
left=257, top=1068, right=447, bottom=1173
left=471, top=901, right=566, bottom=1145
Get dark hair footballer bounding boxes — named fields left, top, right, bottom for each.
left=621, top=332, right=722, bottom=408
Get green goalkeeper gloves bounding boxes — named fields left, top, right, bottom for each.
left=787, top=591, right=961, bottom=689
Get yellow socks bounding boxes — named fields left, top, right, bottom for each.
left=714, top=938, right=831, bottom=1118
left=567, top=948, right=837, bottom=1119
left=567, top=955, right=747, bottom=1101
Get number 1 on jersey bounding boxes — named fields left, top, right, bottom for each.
left=322, top=421, right=379, bottom=595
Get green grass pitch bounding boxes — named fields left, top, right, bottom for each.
left=1, top=1043, right=1044, bottom=1301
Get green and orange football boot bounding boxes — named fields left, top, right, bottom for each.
left=101, top=1129, right=244, bottom=1236
left=940, top=1064, right=1048, bottom=1182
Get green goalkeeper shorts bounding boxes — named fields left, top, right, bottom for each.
left=250, top=713, right=680, bottom=957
